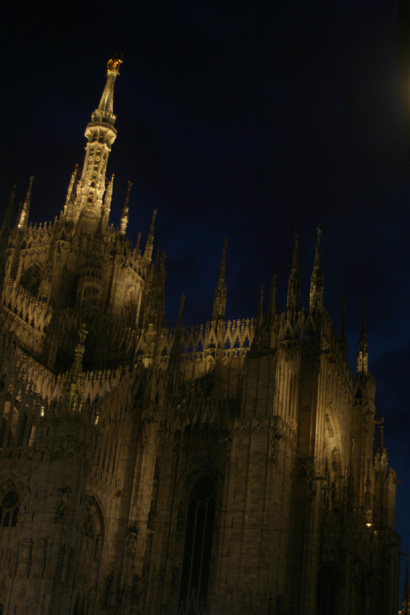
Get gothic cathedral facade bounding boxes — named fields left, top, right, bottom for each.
left=0, top=59, right=400, bottom=615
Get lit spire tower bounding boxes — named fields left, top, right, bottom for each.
left=72, top=56, right=122, bottom=228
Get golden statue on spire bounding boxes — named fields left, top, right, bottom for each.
left=107, top=55, right=123, bottom=74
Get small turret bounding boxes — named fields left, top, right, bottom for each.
left=17, top=176, right=34, bottom=230
left=267, top=272, right=277, bottom=319
left=357, top=297, right=368, bottom=375
left=102, top=173, right=114, bottom=224
left=252, top=282, right=264, bottom=350
left=59, top=324, right=87, bottom=415
left=63, top=164, right=80, bottom=220
left=309, top=226, right=323, bottom=312
left=259, top=272, right=277, bottom=349
left=212, top=238, right=228, bottom=323
left=0, top=186, right=16, bottom=284
left=144, top=209, right=157, bottom=261
left=168, top=294, right=185, bottom=392
left=119, top=181, right=132, bottom=235
left=374, top=415, right=388, bottom=473
left=287, top=230, right=300, bottom=314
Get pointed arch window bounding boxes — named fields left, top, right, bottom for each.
left=178, top=475, right=216, bottom=614
left=20, top=265, right=41, bottom=297
left=83, top=497, right=104, bottom=562
left=0, top=482, right=19, bottom=528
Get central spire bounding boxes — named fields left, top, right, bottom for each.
left=65, top=56, right=122, bottom=228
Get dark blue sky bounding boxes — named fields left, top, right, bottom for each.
left=1, top=0, right=410, bottom=600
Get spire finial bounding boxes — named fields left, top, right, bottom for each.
left=144, top=209, right=158, bottom=261
left=357, top=297, right=369, bottom=375
left=374, top=415, right=388, bottom=473
left=63, top=165, right=80, bottom=219
left=119, top=181, right=132, bottom=235
left=97, top=55, right=123, bottom=117
left=102, top=173, right=114, bottom=223
left=17, top=176, right=34, bottom=230
left=258, top=272, right=277, bottom=350
left=212, top=238, right=228, bottom=322
left=309, top=225, right=323, bottom=312
left=168, top=294, right=185, bottom=377
left=1, top=185, right=16, bottom=239
left=287, top=229, right=300, bottom=314
left=252, top=282, right=264, bottom=350
left=267, top=272, right=277, bottom=318
left=0, top=185, right=16, bottom=284
left=339, top=297, right=348, bottom=356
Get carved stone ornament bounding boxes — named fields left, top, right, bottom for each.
left=126, top=525, right=139, bottom=557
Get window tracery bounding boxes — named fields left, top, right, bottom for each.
left=178, top=475, right=216, bottom=615
left=0, top=482, right=20, bottom=528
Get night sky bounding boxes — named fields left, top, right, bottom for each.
left=1, top=0, right=410, bottom=600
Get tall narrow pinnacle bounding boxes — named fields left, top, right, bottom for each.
left=309, top=226, right=323, bottom=312
left=357, top=297, right=369, bottom=375
left=17, top=176, right=34, bottom=229
left=64, top=165, right=80, bottom=218
left=119, top=181, right=132, bottom=235
left=0, top=186, right=16, bottom=284
left=212, top=238, right=228, bottom=322
left=267, top=272, right=277, bottom=318
left=252, top=282, right=264, bottom=350
left=403, top=555, right=410, bottom=615
left=144, top=209, right=157, bottom=261
left=259, top=273, right=277, bottom=350
left=1, top=185, right=16, bottom=243
left=60, top=324, right=87, bottom=415
left=374, top=415, right=388, bottom=473
left=74, top=57, right=121, bottom=227
left=287, top=230, right=300, bottom=314
left=168, top=294, right=185, bottom=373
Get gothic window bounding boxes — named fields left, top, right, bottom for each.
left=178, top=475, right=216, bottom=614
left=0, top=483, right=19, bottom=528
left=81, top=284, right=100, bottom=308
left=20, top=265, right=41, bottom=296
left=317, top=565, right=337, bottom=615
left=122, top=286, right=138, bottom=327
left=82, top=497, right=104, bottom=562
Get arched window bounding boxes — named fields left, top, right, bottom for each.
left=122, top=286, right=138, bottom=328
left=317, top=564, right=337, bottom=615
left=178, top=475, right=216, bottom=614
left=0, top=482, right=20, bottom=528
left=83, top=497, right=104, bottom=562
left=20, top=265, right=41, bottom=296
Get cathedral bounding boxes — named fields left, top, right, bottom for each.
left=0, top=58, right=400, bottom=615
